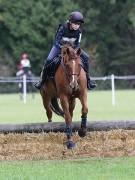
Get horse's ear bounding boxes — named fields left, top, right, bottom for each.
left=66, top=48, right=70, bottom=55
left=62, top=50, right=66, bottom=55
left=76, top=48, right=81, bottom=55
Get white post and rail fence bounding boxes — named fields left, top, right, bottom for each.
left=0, top=75, right=135, bottom=105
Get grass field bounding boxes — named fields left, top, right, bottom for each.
left=0, top=157, right=135, bottom=180
left=0, top=90, right=135, bottom=179
left=0, top=90, right=135, bottom=124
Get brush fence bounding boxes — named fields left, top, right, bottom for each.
left=0, top=120, right=135, bottom=134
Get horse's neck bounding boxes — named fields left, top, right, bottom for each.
left=55, top=63, right=67, bottom=84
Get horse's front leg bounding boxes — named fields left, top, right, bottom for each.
left=60, top=95, right=75, bottom=149
left=78, top=91, right=88, bottom=137
left=69, top=98, right=76, bottom=118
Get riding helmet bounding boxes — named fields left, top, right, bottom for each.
left=69, top=11, right=84, bottom=23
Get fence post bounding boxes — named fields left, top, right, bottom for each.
left=111, top=74, right=115, bottom=106
left=23, top=75, right=27, bottom=103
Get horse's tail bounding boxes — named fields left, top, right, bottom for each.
left=51, top=97, right=64, bottom=117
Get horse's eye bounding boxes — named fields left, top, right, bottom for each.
left=65, top=64, right=69, bottom=68
left=62, top=51, right=66, bottom=56
left=65, top=64, right=70, bottom=70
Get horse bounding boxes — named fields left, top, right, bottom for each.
left=40, top=44, right=88, bottom=149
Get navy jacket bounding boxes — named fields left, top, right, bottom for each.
left=54, top=22, right=82, bottom=49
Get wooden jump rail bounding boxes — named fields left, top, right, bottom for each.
left=0, top=120, right=135, bottom=134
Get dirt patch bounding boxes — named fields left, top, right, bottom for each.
left=0, top=130, right=135, bottom=160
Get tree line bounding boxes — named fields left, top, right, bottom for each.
left=0, top=0, right=135, bottom=84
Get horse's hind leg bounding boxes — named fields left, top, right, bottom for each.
left=45, top=102, right=52, bottom=122
left=41, top=90, right=52, bottom=122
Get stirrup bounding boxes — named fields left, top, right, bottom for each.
left=87, top=81, right=97, bottom=90
left=34, top=81, right=42, bottom=90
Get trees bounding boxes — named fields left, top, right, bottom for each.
left=0, top=0, right=134, bottom=80
left=95, top=0, right=135, bottom=76
left=0, top=0, right=78, bottom=74
left=75, top=0, right=135, bottom=77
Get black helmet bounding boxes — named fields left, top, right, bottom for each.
left=69, top=11, right=84, bottom=23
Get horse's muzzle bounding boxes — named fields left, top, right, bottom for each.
left=70, top=80, right=79, bottom=91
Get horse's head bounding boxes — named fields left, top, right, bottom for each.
left=61, top=44, right=82, bottom=91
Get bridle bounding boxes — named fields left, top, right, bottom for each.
left=61, top=53, right=81, bottom=87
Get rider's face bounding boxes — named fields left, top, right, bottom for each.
left=70, top=23, right=80, bottom=30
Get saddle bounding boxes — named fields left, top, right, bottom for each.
left=46, top=56, right=61, bottom=79
left=45, top=42, right=75, bottom=80
left=46, top=54, right=86, bottom=80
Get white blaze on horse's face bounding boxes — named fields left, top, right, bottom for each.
left=72, top=60, right=76, bottom=83
left=70, top=59, right=79, bottom=91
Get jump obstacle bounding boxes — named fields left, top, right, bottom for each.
left=0, top=120, right=135, bottom=134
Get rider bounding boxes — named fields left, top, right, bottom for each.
left=35, top=11, right=96, bottom=90
left=16, top=53, right=31, bottom=76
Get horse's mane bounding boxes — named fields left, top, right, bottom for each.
left=61, top=43, right=79, bottom=60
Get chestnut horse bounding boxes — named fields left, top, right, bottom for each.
left=40, top=44, right=88, bottom=149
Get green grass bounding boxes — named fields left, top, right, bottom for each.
left=0, top=157, right=135, bottom=180
left=0, top=90, right=135, bottom=124
left=0, top=91, right=135, bottom=179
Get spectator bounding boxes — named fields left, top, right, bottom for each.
left=16, top=53, right=31, bottom=76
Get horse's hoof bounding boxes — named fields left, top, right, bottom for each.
left=78, top=128, right=87, bottom=137
left=66, top=141, right=75, bottom=149
left=48, top=120, right=52, bottom=122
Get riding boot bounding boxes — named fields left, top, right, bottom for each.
left=34, top=62, right=49, bottom=90
left=86, top=73, right=97, bottom=90
left=82, top=60, right=97, bottom=90
left=81, top=51, right=97, bottom=90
